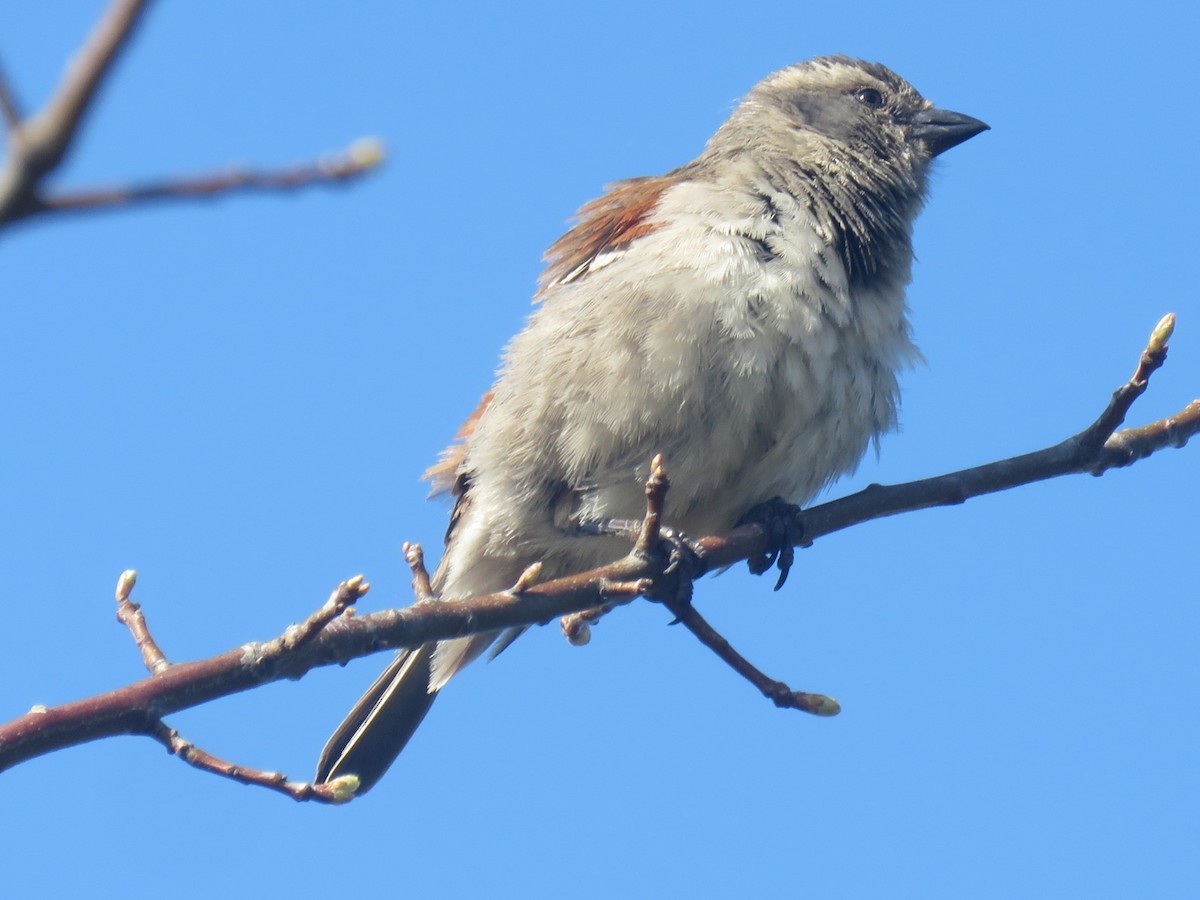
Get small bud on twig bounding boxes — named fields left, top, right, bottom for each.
left=511, top=562, right=543, bottom=594
left=115, top=569, right=137, bottom=603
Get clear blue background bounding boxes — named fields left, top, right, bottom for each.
left=2, top=2, right=1197, bottom=897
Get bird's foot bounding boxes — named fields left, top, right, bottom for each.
left=651, top=526, right=705, bottom=613
left=575, top=518, right=642, bottom=541
left=736, top=497, right=806, bottom=590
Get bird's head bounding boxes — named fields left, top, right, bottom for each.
left=705, top=56, right=988, bottom=185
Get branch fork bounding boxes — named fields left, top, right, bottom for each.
left=109, top=569, right=367, bottom=803
left=0, top=0, right=382, bottom=229
left=0, top=314, right=1195, bottom=801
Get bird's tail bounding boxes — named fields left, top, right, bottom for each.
left=313, top=644, right=441, bottom=793
left=315, top=543, right=531, bottom=793
left=314, top=628, right=520, bottom=793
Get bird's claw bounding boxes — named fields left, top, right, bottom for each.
left=737, top=497, right=805, bottom=590
left=651, top=526, right=704, bottom=613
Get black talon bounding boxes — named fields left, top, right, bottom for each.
left=774, top=543, right=795, bottom=590
left=736, top=497, right=804, bottom=590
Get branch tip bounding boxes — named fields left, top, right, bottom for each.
left=561, top=601, right=622, bottom=645
left=511, top=561, right=543, bottom=593
left=403, top=542, right=435, bottom=600
left=0, top=0, right=152, bottom=224
left=562, top=618, right=591, bottom=645
left=343, top=137, right=386, bottom=171
left=114, top=568, right=137, bottom=602
left=324, top=773, right=361, bottom=803
left=801, top=693, right=841, bottom=716
left=635, top=455, right=670, bottom=555
left=150, top=720, right=355, bottom=804
left=114, top=567, right=170, bottom=673
left=1149, top=312, right=1175, bottom=355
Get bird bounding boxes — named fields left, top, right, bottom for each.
left=315, top=55, right=988, bottom=793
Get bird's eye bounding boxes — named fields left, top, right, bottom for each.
left=854, top=88, right=885, bottom=108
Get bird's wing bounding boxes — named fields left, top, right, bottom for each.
left=424, top=173, right=680, bottom=548
left=536, top=175, right=678, bottom=297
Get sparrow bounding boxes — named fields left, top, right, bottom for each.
left=316, top=55, right=987, bottom=793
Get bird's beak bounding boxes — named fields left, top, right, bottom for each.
left=907, top=107, right=990, bottom=156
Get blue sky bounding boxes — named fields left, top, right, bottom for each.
left=2, top=2, right=1197, bottom=897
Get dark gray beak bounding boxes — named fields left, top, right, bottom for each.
left=908, top=107, right=989, bottom=156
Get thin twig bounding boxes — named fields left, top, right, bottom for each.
left=511, top=562, right=544, bottom=593
left=560, top=581, right=652, bottom=645
left=113, top=569, right=170, bottom=674
left=561, top=604, right=614, bottom=645
left=0, top=569, right=650, bottom=776
left=635, top=454, right=669, bottom=556
left=624, top=453, right=832, bottom=713
left=36, top=139, right=385, bottom=219
left=404, top=542, right=435, bottom=601
left=0, top=0, right=152, bottom=223
left=147, top=720, right=356, bottom=804
left=1079, top=313, right=1174, bottom=451
left=663, top=598, right=840, bottom=715
left=560, top=469, right=665, bottom=642
left=26, top=0, right=152, bottom=173
left=705, top=315, right=1197, bottom=570
left=1097, top=399, right=1200, bottom=469
left=276, top=576, right=369, bottom=654
left=0, top=1, right=382, bottom=229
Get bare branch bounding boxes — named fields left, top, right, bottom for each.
left=0, top=569, right=652, bottom=775
left=702, top=316, right=1197, bottom=572
left=147, top=721, right=357, bottom=804
left=0, top=317, right=1194, bottom=791
left=275, top=575, right=368, bottom=654
left=33, top=139, right=385, bottom=221
left=1097, top=399, right=1200, bottom=469
left=1080, top=312, right=1174, bottom=450
left=403, top=542, right=436, bottom=601
left=511, top=562, right=545, bottom=594
left=0, top=0, right=152, bottom=223
left=561, top=604, right=613, bottom=646
left=114, top=569, right=170, bottom=674
left=663, top=599, right=840, bottom=715
left=635, top=453, right=670, bottom=556
left=0, top=2, right=382, bottom=229
left=27, top=0, right=151, bottom=172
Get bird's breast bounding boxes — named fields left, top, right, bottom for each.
left=459, top=178, right=919, bottom=555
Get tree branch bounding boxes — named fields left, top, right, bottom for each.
left=0, top=316, right=1194, bottom=796
left=0, top=0, right=151, bottom=223
left=24, top=0, right=150, bottom=173
left=34, top=139, right=385, bottom=220
left=663, top=600, right=842, bottom=715
left=146, top=720, right=358, bottom=804
left=115, top=569, right=170, bottom=674
left=0, top=1, right=382, bottom=229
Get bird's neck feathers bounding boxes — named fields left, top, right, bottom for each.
left=695, top=128, right=924, bottom=286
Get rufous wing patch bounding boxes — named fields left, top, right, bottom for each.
left=425, top=175, right=676, bottom=543
left=536, top=175, right=678, bottom=298
left=423, top=390, right=493, bottom=497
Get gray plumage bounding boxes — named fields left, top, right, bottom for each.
left=315, top=55, right=987, bottom=793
